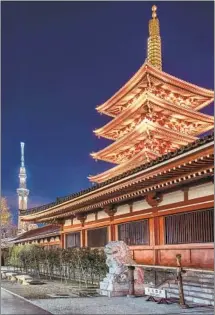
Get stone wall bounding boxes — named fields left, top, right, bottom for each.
left=143, top=268, right=176, bottom=287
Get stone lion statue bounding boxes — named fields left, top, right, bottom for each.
left=104, top=241, right=144, bottom=284
left=105, top=241, right=134, bottom=274
left=99, top=241, right=144, bottom=296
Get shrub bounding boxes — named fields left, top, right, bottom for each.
left=6, top=245, right=107, bottom=284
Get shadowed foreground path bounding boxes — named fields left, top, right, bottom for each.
left=1, top=288, right=52, bottom=315
left=32, top=296, right=214, bottom=315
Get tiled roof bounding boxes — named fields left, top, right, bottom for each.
left=12, top=225, right=60, bottom=242
left=22, top=133, right=214, bottom=216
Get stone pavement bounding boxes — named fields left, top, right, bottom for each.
left=1, top=284, right=214, bottom=315
left=1, top=288, right=51, bottom=315
left=31, top=296, right=214, bottom=315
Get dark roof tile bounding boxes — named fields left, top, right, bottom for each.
left=12, top=225, right=60, bottom=241
left=22, top=133, right=214, bottom=216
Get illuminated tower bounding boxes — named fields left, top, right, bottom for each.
left=17, top=142, right=29, bottom=232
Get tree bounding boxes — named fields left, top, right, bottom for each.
left=1, top=197, right=17, bottom=239
left=1, top=197, right=11, bottom=225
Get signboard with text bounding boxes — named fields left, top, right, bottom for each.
left=145, top=287, right=167, bottom=298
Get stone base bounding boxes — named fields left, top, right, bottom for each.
left=99, top=279, right=144, bottom=297
left=98, top=289, right=129, bottom=297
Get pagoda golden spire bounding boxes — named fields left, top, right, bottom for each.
left=147, top=5, right=162, bottom=70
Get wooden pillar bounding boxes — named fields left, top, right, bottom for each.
left=176, top=254, right=188, bottom=309
left=81, top=229, right=86, bottom=247
left=159, top=217, right=165, bottom=245
left=109, top=224, right=115, bottom=241
left=60, top=224, right=65, bottom=249
left=146, top=192, right=163, bottom=266
left=154, top=216, right=160, bottom=265
left=105, top=205, right=117, bottom=242
left=150, top=215, right=159, bottom=265
left=127, top=266, right=135, bottom=297
left=75, top=213, right=87, bottom=247
left=60, top=233, right=64, bottom=248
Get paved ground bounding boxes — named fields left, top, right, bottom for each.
left=31, top=296, right=214, bottom=315
left=1, top=288, right=51, bottom=315
left=1, top=287, right=214, bottom=315
left=1, top=277, right=80, bottom=299
left=1, top=267, right=214, bottom=315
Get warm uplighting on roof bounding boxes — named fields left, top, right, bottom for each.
left=93, top=128, right=101, bottom=135
left=88, top=6, right=214, bottom=184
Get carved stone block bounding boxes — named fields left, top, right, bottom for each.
left=99, top=241, right=144, bottom=297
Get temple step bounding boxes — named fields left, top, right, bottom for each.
left=167, top=287, right=214, bottom=301
left=181, top=280, right=214, bottom=288
left=167, top=292, right=214, bottom=306
left=169, top=283, right=214, bottom=294
left=183, top=271, right=214, bottom=279
left=182, top=276, right=214, bottom=285
left=164, top=270, right=214, bottom=306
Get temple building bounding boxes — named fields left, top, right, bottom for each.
left=18, top=6, right=214, bottom=271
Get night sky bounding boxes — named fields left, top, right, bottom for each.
left=2, top=1, right=214, bottom=224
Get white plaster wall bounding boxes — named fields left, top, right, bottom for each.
left=73, top=218, right=79, bottom=225
left=86, top=213, right=95, bottom=222
left=188, top=182, right=214, bottom=200
left=97, top=210, right=110, bottom=220
left=133, top=199, right=151, bottom=211
left=159, top=190, right=184, bottom=206
left=64, top=219, right=72, bottom=226
left=116, top=204, right=130, bottom=215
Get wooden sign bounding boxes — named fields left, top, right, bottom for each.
left=145, top=287, right=167, bottom=298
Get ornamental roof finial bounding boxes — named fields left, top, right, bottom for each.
left=147, top=4, right=162, bottom=70
left=152, top=5, right=157, bottom=18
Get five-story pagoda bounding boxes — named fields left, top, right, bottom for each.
left=89, top=5, right=214, bottom=184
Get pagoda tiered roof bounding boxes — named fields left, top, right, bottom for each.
left=94, top=92, right=214, bottom=141
left=89, top=6, right=214, bottom=184
left=91, top=120, right=197, bottom=164
left=96, top=62, right=214, bottom=118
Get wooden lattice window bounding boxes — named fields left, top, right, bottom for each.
left=87, top=227, right=108, bottom=248
left=165, top=209, right=214, bottom=244
left=118, top=220, right=149, bottom=245
left=66, top=232, right=80, bottom=248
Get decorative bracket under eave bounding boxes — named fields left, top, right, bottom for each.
left=145, top=192, right=163, bottom=207
left=75, top=212, right=87, bottom=227
left=104, top=204, right=117, bottom=221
